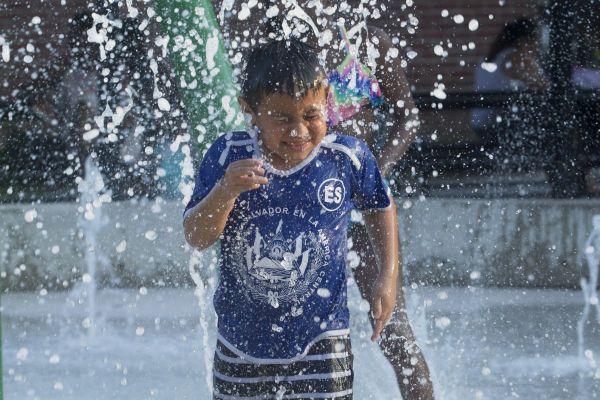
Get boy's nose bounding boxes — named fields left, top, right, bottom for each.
left=289, top=122, right=310, bottom=139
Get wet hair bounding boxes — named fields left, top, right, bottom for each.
left=240, top=38, right=327, bottom=110
left=486, top=18, right=538, bottom=61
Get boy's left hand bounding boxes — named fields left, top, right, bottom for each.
left=370, top=273, right=397, bottom=342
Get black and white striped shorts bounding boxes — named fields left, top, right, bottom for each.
left=213, top=335, right=354, bottom=399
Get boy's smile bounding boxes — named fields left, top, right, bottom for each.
left=242, top=88, right=328, bottom=171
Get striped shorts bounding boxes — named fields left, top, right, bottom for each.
left=213, top=335, right=354, bottom=399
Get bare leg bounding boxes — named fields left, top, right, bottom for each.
left=351, top=223, right=434, bottom=400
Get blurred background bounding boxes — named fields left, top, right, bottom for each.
left=2, top=0, right=599, bottom=203
left=0, top=0, right=599, bottom=399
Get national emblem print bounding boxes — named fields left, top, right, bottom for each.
left=231, top=214, right=330, bottom=309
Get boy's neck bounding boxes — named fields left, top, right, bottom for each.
left=261, top=147, right=301, bottom=171
left=259, top=142, right=318, bottom=171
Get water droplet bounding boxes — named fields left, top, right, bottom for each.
left=145, top=230, right=157, bottom=241
left=116, top=240, right=127, bottom=253
left=157, top=98, right=170, bottom=111
left=435, top=316, right=451, bottom=329
left=16, top=348, right=28, bottom=361
left=24, top=209, right=37, bottom=222
left=238, top=4, right=251, bottom=20
left=482, top=62, right=498, bottom=73
left=266, top=5, right=279, bottom=18
left=431, top=87, right=447, bottom=100
left=469, top=19, right=479, bottom=31
left=83, top=129, right=100, bottom=142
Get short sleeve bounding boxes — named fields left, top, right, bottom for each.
left=352, top=141, right=391, bottom=211
left=182, top=142, right=226, bottom=220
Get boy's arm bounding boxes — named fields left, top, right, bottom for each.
left=183, top=159, right=267, bottom=250
left=363, top=199, right=399, bottom=341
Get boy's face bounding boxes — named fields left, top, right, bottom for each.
left=241, top=87, right=328, bottom=170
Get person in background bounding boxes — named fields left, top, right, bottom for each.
left=54, top=12, right=102, bottom=172
left=471, top=17, right=548, bottom=144
left=572, top=21, right=600, bottom=194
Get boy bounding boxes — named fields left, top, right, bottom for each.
left=183, top=38, right=398, bottom=399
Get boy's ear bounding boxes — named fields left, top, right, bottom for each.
left=238, top=97, right=257, bottom=125
left=323, top=84, right=330, bottom=100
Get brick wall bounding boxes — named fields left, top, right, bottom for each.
left=1, top=1, right=540, bottom=102
left=211, top=0, right=539, bottom=93
left=1, top=0, right=541, bottom=149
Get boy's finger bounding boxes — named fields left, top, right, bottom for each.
left=240, top=174, right=269, bottom=185
left=244, top=167, right=266, bottom=177
left=371, top=296, right=382, bottom=320
left=253, top=176, right=269, bottom=185
left=232, top=165, right=266, bottom=178
left=254, top=166, right=266, bottom=176
left=371, top=318, right=384, bottom=342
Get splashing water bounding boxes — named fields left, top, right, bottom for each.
left=74, top=156, right=112, bottom=339
left=577, top=215, right=600, bottom=364
left=188, top=249, right=218, bottom=393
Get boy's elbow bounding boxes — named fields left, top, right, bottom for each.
left=389, top=197, right=397, bottom=213
left=183, top=219, right=218, bottom=250
left=184, top=231, right=217, bottom=251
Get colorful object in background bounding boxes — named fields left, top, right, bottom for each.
left=154, top=0, right=242, bottom=151
left=327, top=25, right=383, bottom=127
left=154, top=0, right=242, bottom=199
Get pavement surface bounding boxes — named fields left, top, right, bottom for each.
left=2, top=284, right=599, bottom=399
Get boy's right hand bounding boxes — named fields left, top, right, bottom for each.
left=217, top=159, right=268, bottom=200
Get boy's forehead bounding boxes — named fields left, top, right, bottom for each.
left=259, top=88, right=327, bottom=110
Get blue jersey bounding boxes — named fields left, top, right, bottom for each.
left=184, top=131, right=390, bottom=361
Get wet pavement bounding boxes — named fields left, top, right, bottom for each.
left=2, top=285, right=599, bottom=399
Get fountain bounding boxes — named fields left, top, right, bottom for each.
left=2, top=1, right=600, bottom=399
left=577, top=215, right=600, bottom=367
left=70, top=156, right=111, bottom=339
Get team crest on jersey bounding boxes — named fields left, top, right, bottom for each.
left=318, top=178, right=346, bottom=211
left=232, top=218, right=329, bottom=309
